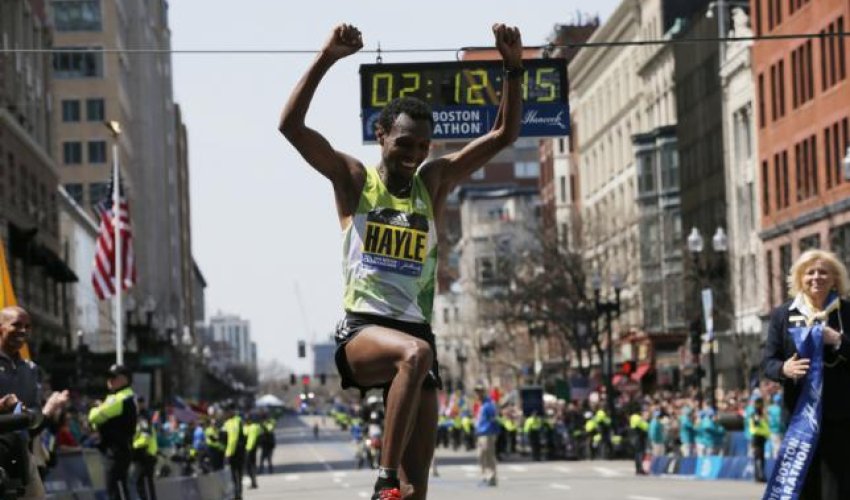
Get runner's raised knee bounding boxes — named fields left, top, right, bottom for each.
left=397, top=339, right=433, bottom=379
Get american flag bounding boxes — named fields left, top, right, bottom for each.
left=92, top=175, right=136, bottom=300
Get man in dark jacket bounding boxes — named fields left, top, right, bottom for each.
left=89, top=364, right=137, bottom=500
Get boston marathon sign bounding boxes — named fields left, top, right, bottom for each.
left=359, top=59, right=571, bottom=142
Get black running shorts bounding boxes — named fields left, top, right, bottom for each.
left=334, top=311, right=443, bottom=395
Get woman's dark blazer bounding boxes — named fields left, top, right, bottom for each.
left=762, top=298, right=850, bottom=421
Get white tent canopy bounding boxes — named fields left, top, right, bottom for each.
left=255, top=393, right=285, bottom=408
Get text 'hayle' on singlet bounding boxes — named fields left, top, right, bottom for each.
left=342, top=167, right=438, bottom=323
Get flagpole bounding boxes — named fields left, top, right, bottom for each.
left=107, top=121, right=123, bottom=366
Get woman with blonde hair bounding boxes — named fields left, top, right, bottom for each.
left=762, top=249, right=850, bottom=499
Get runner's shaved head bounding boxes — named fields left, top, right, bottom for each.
left=0, top=306, right=27, bottom=324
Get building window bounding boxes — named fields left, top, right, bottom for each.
left=476, top=256, right=496, bottom=285
left=88, top=141, right=107, bottom=163
left=570, top=174, right=577, bottom=202
left=789, top=0, right=811, bottom=16
left=758, top=73, right=766, bottom=128
left=660, top=144, right=679, bottom=191
left=52, top=0, right=102, bottom=31
left=791, top=41, right=815, bottom=108
left=559, top=176, right=567, bottom=203
left=779, top=243, right=793, bottom=289
left=88, top=182, right=110, bottom=209
left=514, top=161, right=540, bottom=178
left=762, top=160, right=770, bottom=215
left=637, top=151, right=655, bottom=195
left=794, top=135, right=819, bottom=201
left=799, top=233, right=821, bottom=252
left=734, top=105, right=753, bottom=162
left=766, top=250, right=776, bottom=307
left=821, top=17, right=847, bottom=91
left=53, top=48, right=104, bottom=78
left=824, top=117, right=849, bottom=188
left=61, top=100, right=80, bottom=122
left=64, top=184, right=83, bottom=205
left=63, top=142, right=82, bottom=165
left=830, top=222, right=850, bottom=268
left=86, top=98, right=105, bottom=121
left=443, top=308, right=449, bottom=324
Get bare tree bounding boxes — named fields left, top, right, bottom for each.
left=475, top=225, right=599, bottom=385
left=258, top=359, right=291, bottom=396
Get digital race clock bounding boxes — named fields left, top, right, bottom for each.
left=359, top=58, right=570, bottom=142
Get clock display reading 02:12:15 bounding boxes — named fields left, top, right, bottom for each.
left=359, top=59, right=567, bottom=108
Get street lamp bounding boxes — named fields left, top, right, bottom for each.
left=705, top=0, right=750, bottom=61
left=687, top=226, right=728, bottom=410
left=522, top=304, right=548, bottom=386
left=592, top=270, right=622, bottom=421
left=592, top=270, right=622, bottom=461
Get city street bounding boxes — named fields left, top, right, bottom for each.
left=245, top=415, right=764, bottom=500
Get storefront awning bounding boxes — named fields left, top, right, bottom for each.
left=631, top=363, right=653, bottom=381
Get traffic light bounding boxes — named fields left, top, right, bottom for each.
left=319, top=373, right=327, bottom=385
left=301, top=375, right=310, bottom=386
left=290, top=373, right=296, bottom=385
left=297, top=340, right=306, bottom=358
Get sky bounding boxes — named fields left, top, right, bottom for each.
left=168, top=0, right=620, bottom=376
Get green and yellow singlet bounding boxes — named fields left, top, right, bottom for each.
left=342, top=166, right=438, bottom=323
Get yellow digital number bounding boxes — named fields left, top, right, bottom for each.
left=522, top=71, right=529, bottom=101
left=466, top=69, right=488, bottom=105
left=399, top=72, right=420, bottom=98
left=536, top=68, right=557, bottom=102
left=372, top=73, right=393, bottom=106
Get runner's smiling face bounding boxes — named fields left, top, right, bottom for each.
left=0, top=309, right=30, bottom=356
left=377, top=113, right=432, bottom=180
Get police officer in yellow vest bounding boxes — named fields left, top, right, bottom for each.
left=524, top=411, right=543, bottom=461
left=223, top=404, right=246, bottom=500
left=205, top=417, right=225, bottom=470
left=259, top=416, right=276, bottom=474
left=89, top=364, right=137, bottom=500
left=502, top=413, right=518, bottom=455
left=244, top=414, right=262, bottom=489
left=133, top=416, right=158, bottom=500
left=629, top=408, right=649, bottom=475
left=593, top=408, right=613, bottom=459
left=749, top=398, right=770, bottom=483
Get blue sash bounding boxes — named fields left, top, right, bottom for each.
left=762, top=310, right=827, bottom=500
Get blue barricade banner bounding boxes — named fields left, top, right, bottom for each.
left=650, top=456, right=671, bottom=475
left=725, top=431, right=749, bottom=457
left=678, top=456, right=697, bottom=475
left=695, top=456, right=723, bottom=479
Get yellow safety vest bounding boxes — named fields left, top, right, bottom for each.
left=629, top=413, right=649, bottom=432
left=245, top=422, right=262, bottom=451
left=749, top=415, right=770, bottom=439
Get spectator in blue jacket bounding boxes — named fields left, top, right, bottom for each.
left=648, top=409, right=665, bottom=458
left=474, top=385, right=499, bottom=487
left=696, top=407, right=725, bottom=456
left=678, top=405, right=696, bottom=457
left=766, top=393, right=785, bottom=459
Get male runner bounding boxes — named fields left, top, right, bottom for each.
left=280, top=22, right=523, bottom=500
